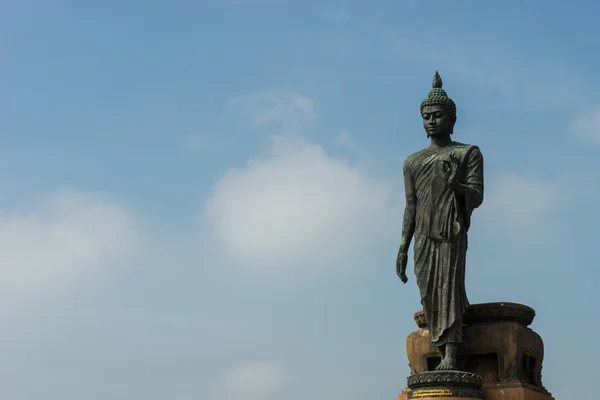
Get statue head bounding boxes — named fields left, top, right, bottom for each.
left=420, top=71, right=457, bottom=138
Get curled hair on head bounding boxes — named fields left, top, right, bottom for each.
left=420, top=71, right=457, bottom=131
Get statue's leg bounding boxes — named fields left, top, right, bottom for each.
left=438, top=344, right=446, bottom=359
left=434, top=233, right=468, bottom=371
left=443, top=343, right=458, bottom=366
left=435, top=321, right=462, bottom=370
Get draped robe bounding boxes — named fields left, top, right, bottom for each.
left=403, top=142, right=484, bottom=345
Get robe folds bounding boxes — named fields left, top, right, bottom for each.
left=404, top=142, right=484, bottom=345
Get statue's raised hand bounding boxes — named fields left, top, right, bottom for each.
left=442, top=152, right=460, bottom=188
left=396, top=252, right=408, bottom=284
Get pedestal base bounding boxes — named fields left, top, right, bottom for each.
left=405, top=371, right=483, bottom=399
left=400, top=384, right=555, bottom=400
left=407, top=303, right=551, bottom=394
left=399, top=303, right=555, bottom=399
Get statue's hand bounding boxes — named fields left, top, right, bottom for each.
left=396, top=252, right=408, bottom=284
left=443, top=152, right=460, bottom=187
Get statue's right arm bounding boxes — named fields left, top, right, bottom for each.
left=399, top=160, right=416, bottom=254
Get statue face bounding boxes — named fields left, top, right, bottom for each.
left=421, top=105, right=452, bottom=137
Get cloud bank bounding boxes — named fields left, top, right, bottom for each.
left=0, top=190, right=139, bottom=308
left=205, top=92, right=396, bottom=271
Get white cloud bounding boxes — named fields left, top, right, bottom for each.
left=205, top=91, right=396, bottom=271
left=0, top=190, right=139, bottom=302
left=226, top=91, right=315, bottom=133
left=205, top=135, right=395, bottom=270
left=570, top=105, right=600, bottom=145
left=214, top=362, right=285, bottom=400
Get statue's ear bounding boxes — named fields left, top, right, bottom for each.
left=450, top=116, right=457, bottom=134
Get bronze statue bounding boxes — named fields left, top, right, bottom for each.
left=397, top=71, right=484, bottom=371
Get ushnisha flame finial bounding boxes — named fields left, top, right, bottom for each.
left=432, top=71, right=443, bottom=89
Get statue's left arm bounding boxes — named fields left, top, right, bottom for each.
left=448, top=146, right=484, bottom=210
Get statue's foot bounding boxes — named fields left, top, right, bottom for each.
left=435, top=358, right=457, bottom=371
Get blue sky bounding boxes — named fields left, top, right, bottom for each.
left=1, top=1, right=599, bottom=399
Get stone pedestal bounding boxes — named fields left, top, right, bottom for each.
left=399, top=303, right=555, bottom=400
left=405, top=370, right=483, bottom=399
